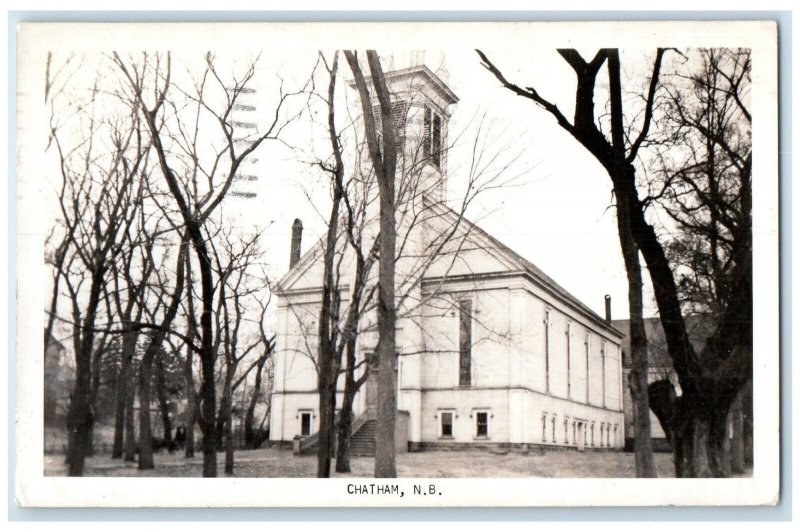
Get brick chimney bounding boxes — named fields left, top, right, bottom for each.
left=604, top=295, right=611, bottom=323
left=290, top=219, right=303, bottom=268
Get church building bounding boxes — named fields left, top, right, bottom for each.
left=269, top=56, right=625, bottom=453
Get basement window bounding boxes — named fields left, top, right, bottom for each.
left=439, top=411, right=455, bottom=438
left=474, top=410, right=490, bottom=438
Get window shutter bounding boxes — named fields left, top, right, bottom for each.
left=423, top=106, right=432, bottom=158
left=432, top=113, right=442, bottom=167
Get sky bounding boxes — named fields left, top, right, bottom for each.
left=213, top=47, right=659, bottom=321
left=33, top=35, right=674, bottom=342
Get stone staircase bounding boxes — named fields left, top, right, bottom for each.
left=294, top=411, right=375, bottom=457
left=348, top=419, right=376, bottom=457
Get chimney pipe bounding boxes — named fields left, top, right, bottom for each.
left=290, top=219, right=303, bottom=268
left=604, top=295, right=612, bottom=323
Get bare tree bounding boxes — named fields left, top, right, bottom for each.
left=477, top=47, right=751, bottom=477
left=343, top=50, right=400, bottom=478
left=651, top=48, right=753, bottom=475
left=107, top=192, right=159, bottom=459
left=136, top=232, right=188, bottom=470
left=243, top=297, right=276, bottom=450
left=49, top=86, right=147, bottom=475
left=293, top=51, right=522, bottom=476
left=209, top=225, right=270, bottom=474
left=179, top=256, right=200, bottom=458
left=113, top=52, right=299, bottom=476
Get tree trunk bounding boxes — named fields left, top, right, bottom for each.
left=221, top=376, right=235, bottom=475
left=155, top=350, right=173, bottom=447
left=197, top=257, right=218, bottom=478
left=617, top=210, right=656, bottom=477
left=729, top=392, right=745, bottom=474
left=65, top=271, right=104, bottom=476
left=112, top=329, right=136, bottom=458
left=65, top=390, right=93, bottom=476
left=86, top=424, right=95, bottom=457
left=742, top=380, right=753, bottom=468
left=184, top=353, right=197, bottom=458
left=124, top=371, right=136, bottom=462
left=335, top=374, right=356, bottom=473
left=316, top=377, right=337, bottom=477
left=651, top=384, right=735, bottom=478
left=315, top=51, right=344, bottom=479
left=606, top=50, right=656, bottom=478
left=183, top=259, right=197, bottom=458
left=224, top=394, right=234, bottom=475
left=137, top=351, right=155, bottom=470
left=244, top=356, right=267, bottom=449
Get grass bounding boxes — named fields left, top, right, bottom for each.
left=44, top=446, right=684, bottom=478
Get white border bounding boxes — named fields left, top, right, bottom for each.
left=14, top=20, right=780, bottom=507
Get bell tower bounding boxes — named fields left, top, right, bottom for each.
left=350, top=52, right=459, bottom=202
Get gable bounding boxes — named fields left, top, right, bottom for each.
left=277, top=197, right=620, bottom=339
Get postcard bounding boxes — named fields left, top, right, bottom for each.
left=15, top=20, right=779, bottom=507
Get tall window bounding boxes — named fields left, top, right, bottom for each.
left=585, top=333, right=591, bottom=403
left=440, top=411, right=454, bottom=438
left=541, top=413, right=548, bottom=442
left=423, top=105, right=443, bottom=167
left=601, top=340, right=607, bottom=408
left=544, top=310, right=551, bottom=393
left=475, top=411, right=489, bottom=438
left=566, top=322, right=572, bottom=398
left=564, top=417, right=570, bottom=444
left=600, top=423, right=605, bottom=447
left=459, top=299, right=472, bottom=386
left=551, top=414, right=557, bottom=443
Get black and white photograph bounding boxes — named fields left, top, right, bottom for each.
left=14, top=20, right=780, bottom=507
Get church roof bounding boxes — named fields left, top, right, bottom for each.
left=347, top=64, right=459, bottom=106
left=420, top=199, right=623, bottom=337
left=611, top=314, right=715, bottom=369
left=277, top=196, right=623, bottom=338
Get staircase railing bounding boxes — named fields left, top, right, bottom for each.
left=295, top=411, right=340, bottom=455
left=294, top=409, right=372, bottom=456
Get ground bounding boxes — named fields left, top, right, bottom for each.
left=45, top=447, right=686, bottom=477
